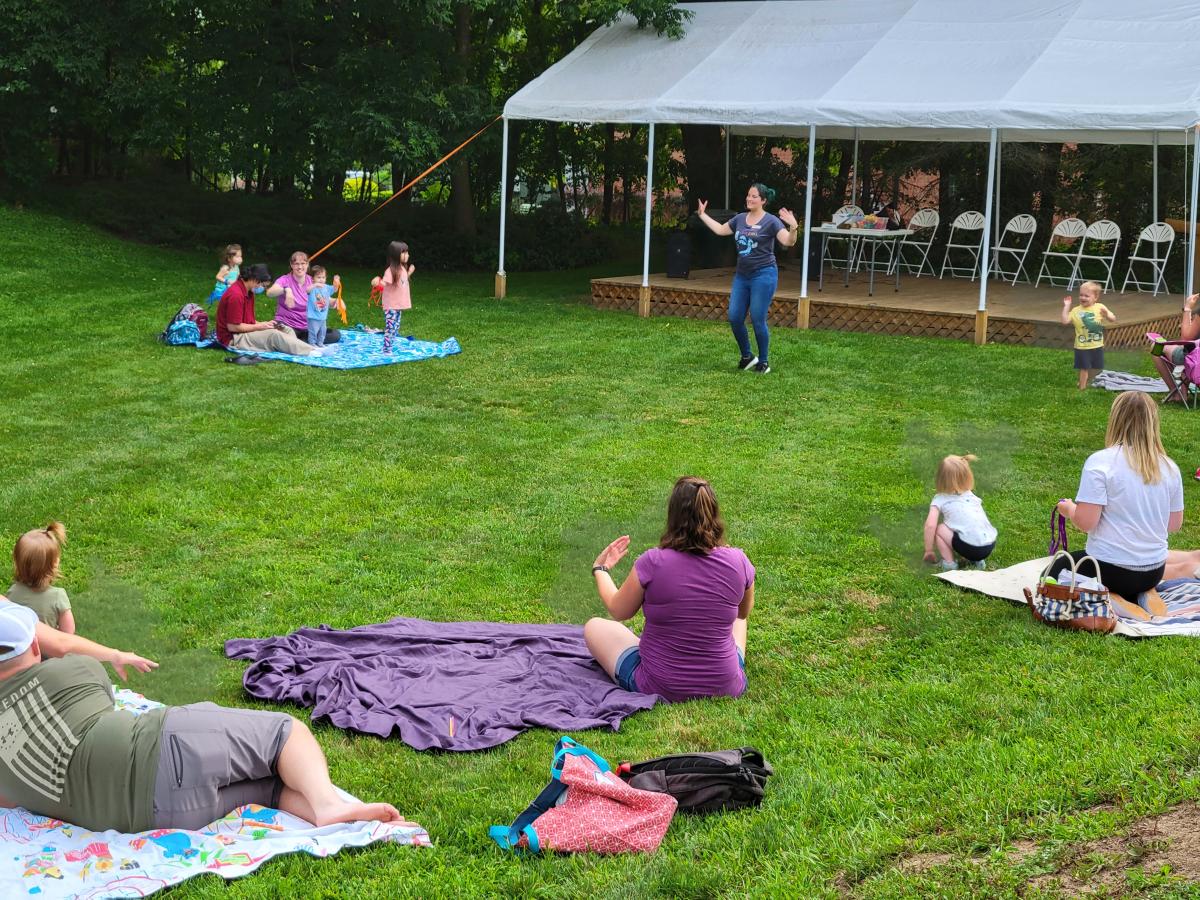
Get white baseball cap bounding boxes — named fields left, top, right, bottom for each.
left=0, top=603, right=39, bottom=662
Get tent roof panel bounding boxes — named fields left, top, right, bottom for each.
left=503, top=0, right=1200, bottom=140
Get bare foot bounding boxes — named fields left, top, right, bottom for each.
left=310, top=799, right=407, bottom=827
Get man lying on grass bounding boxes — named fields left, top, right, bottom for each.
left=0, top=604, right=413, bottom=833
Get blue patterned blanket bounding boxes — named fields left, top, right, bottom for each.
left=180, top=329, right=460, bottom=369
left=229, top=329, right=460, bottom=369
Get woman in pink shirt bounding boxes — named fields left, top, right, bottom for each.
left=370, top=241, right=414, bottom=353
left=265, top=251, right=341, bottom=346
left=584, top=477, right=755, bottom=702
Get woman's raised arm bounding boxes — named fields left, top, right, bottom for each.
left=696, top=199, right=734, bottom=237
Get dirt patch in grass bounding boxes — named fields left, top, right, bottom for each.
left=896, top=851, right=953, bottom=874
left=847, top=624, right=890, bottom=648
left=845, top=588, right=889, bottom=611
left=1132, top=802, right=1200, bottom=881
left=1006, top=839, right=1038, bottom=863
left=1025, top=802, right=1200, bottom=895
left=873, top=804, right=1198, bottom=896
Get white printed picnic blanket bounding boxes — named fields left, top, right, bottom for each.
left=1, top=690, right=430, bottom=899
left=936, top=558, right=1200, bottom=637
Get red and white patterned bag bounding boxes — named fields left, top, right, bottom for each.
left=490, top=737, right=676, bottom=854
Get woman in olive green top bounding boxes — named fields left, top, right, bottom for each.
left=8, top=521, right=74, bottom=632
left=0, top=604, right=414, bottom=832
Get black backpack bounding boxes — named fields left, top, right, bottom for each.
left=617, top=747, right=772, bottom=814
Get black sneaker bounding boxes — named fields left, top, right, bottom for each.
left=737, top=355, right=758, bottom=371
left=754, top=362, right=771, bottom=374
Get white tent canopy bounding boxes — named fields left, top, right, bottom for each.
left=505, top=0, right=1200, bottom=143
left=495, top=0, right=1200, bottom=317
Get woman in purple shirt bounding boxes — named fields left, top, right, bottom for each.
left=265, top=251, right=341, bottom=346
left=584, top=477, right=755, bottom=702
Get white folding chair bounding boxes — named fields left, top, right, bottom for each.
left=1121, top=222, right=1175, bottom=296
left=889, top=208, right=940, bottom=277
left=1035, top=217, right=1087, bottom=288
left=821, top=205, right=863, bottom=270
left=938, top=211, right=986, bottom=280
left=1072, top=219, right=1121, bottom=291
left=989, top=214, right=1037, bottom=284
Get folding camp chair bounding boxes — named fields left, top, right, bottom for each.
left=938, top=211, right=985, bottom=280
left=1035, top=217, right=1087, bottom=288
left=1121, top=222, right=1174, bottom=296
left=989, top=214, right=1037, bottom=284
left=821, top=205, right=863, bottom=270
left=886, top=208, right=939, bottom=277
left=1072, top=219, right=1121, bottom=291
left=1148, top=332, right=1197, bottom=408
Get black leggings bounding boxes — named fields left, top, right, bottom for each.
left=292, top=327, right=340, bottom=345
left=1048, top=550, right=1164, bottom=600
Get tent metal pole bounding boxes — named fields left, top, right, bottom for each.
left=851, top=129, right=859, bottom=206
left=800, top=124, right=816, bottom=302
left=639, top=123, right=656, bottom=316
left=976, top=128, right=998, bottom=344
left=495, top=117, right=509, bottom=299
left=994, top=131, right=1002, bottom=240
left=1189, top=126, right=1200, bottom=296
left=724, top=126, right=731, bottom=209
left=1152, top=130, right=1159, bottom=223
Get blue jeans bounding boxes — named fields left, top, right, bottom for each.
left=728, top=266, right=777, bottom=364
left=614, top=644, right=746, bottom=693
left=306, top=318, right=327, bottom=347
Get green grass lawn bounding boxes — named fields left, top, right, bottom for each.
left=5, top=203, right=1200, bottom=898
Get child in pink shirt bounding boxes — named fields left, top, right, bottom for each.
left=370, top=241, right=415, bottom=352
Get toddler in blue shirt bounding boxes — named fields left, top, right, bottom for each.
left=306, top=265, right=341, bottom=348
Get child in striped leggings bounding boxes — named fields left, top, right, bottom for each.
left=371, top=241, right=415, bottom=352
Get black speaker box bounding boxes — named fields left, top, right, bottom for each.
left=666, top=233, right=691, bottom=279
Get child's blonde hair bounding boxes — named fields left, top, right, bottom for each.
left=1079, top=280, right=1102, bottom=299
left=936, top=454, right=977, bottom=494
left=13, top=522, right=66, bottom=591
left=222, top=244, right=242, bottom=264
left=1106, top=391, right=1168, bottom=484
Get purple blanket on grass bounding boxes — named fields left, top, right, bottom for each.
left=224, top=617, right=659, bottom=751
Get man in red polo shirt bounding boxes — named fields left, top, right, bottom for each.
left=216, top=263, right=321, bottom=355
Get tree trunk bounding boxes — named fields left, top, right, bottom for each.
left=1034, top=143, right=1065, bottom=236
left=550, top=125, right=567, bottom=211
left=679, top=124, right=725, bottom=209
left=449, top=3, right=477, bottom=236
left=570, top=129, right=582, bottom=222
left=621, top=130, right=632, bottom=223
left=505, top=120, right=523, bottom=214
left=832, top=140, right=851, bottom=212
left=392, top=160, right=412, bottom=210
left=857, top=144, right=873, bottom=210
left=601, top=124, right=615, bottom=225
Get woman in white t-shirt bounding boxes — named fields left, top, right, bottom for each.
left=1054, top=391, right=1184, bottom=600
left=923, top=454, right=997, bottom=571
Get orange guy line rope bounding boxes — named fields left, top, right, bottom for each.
left=309, top=115, right=502, bottom=262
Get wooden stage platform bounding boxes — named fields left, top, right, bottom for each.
left=591, top=267, right=1183, bottom=348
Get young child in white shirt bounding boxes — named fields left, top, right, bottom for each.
left=923, top=454, right=998, bottom=571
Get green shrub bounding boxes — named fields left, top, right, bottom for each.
left=32, top=179, right=638, bottom=272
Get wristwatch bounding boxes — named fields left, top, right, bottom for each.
left=592, top=565, right=610, bottom=574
